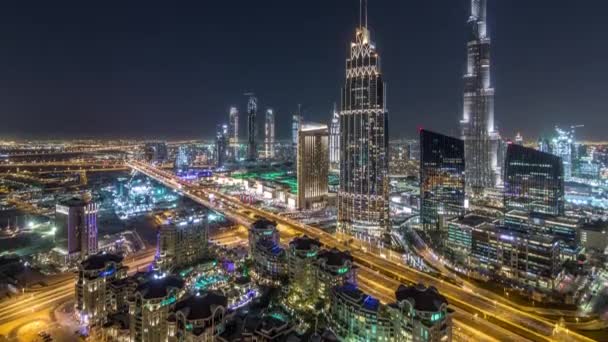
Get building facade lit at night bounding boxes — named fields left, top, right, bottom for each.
left=337, top=2, right=390, bottom=240
left=297, top=122, right=329, bottom=210
left=228, top=106, right=239, bottom=160
left=504, top=144, right=565, bottom=216
left=216, top=123, right=229, bottom=168
left=329, top=103, right=340, bottom=172
left=460, top=0, right=501, bottom=194
left=264, top=108, right=275, bottom=159
left=55, top=197, right=99, bottom=261
left=420, top=130, right=465, bottom=234
left=246, top=93, right=258, bottom=161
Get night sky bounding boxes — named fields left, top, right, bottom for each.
left=0, top=1, right=606, bottom=141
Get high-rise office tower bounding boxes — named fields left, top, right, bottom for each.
left=504, top=144, right=564, bottom=216
left=264, top=108, right=275, bottom=159
left=338, top=1, right=390, bottom=240
left=297, top=123, right=329, bottom=210
left=329, top=103, right=340, bottom=172
left=216, top=124, right=228, bottom=168
left=552, top=126, right=574, bottom=180
left=228, top=106, right=239, bottom=160
left=292, top=105, right=303, bottom=158
left=246, top=93, right=258, bottom=161
left=55, top=197, right=98, bottom=260
left=174, top=145, right=192, bottom=174
left=420, top=130, right=466, bottom=233
left=144, top=142, right=168, bottom=164
left=538, top=138, right=552, bottom=154
left=461, top=0, right=500, bottom=194
left=514, top=133, right=524, bottom=145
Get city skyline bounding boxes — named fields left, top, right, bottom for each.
left=0, top=1, right=606, bottom=140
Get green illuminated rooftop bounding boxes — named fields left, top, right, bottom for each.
left=232, top=169, right=337, bottom=195
left=232, top=170, right=298, bottom=194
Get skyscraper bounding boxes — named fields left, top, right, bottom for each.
left=329, top=103, right=340, bottom=172
left=216, top=123, right=228, bottom=168
left=552, top=126, right=574, bottom=180
left=264, top=108, right=275, bottom=159
left=144, top=142, right=168, bottom=164
left=504, top=144, right=564, bottom=216
left=174, top=144, right=192, bottom=174
left=420, top=130, right=466, bottom=233
left=246, top=93, right=258, bottom=161
left=292, top=105, right=303, bottom=158
left=297, top=123, right=329, bottom=210
left=55, top=197, right=98, bottom=260
left=228, top=106, right=239, bottom=160
left=338, top=1, right=390, bottom=240
left=461, top=0, right=500, bottom=194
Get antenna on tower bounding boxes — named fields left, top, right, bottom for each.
left=359, top=0, right=362, bottom=28
left=359, top=0, right=368, bottom=29
left=365, top=0, right=368, bottom=28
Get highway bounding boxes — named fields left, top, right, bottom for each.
left=128, top=160, right=597, bottom=342
left=0, top=248, right=155, bottom=339
left=219, top=226, right=526, bottom=342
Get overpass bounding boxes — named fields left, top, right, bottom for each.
left=127, top=160, right=597, bottom=342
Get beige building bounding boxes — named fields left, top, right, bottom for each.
left=156, top=217, right=208, bottom=272
left=128, top=274, right=185, bottom=342
left=76, top=253, right=127, bottom=326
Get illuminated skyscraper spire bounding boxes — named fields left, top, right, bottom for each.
left=245, top=93, right=257, bottom=161
left=338, top=0, right=390, bottom=241
left=461, top=0, right=500, bottom=194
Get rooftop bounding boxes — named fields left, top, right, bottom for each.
left=251, top=219, right=277, bottom=232
left=289, top=236, right=321, bottom=252
left=334, top=283, right=380, bottom=312
left=395, top=284, right=448, bottom=312
left=257, top=239, right=284, bottom=257
left=80, top=253, right=123, bottom=271
left=58, top=197, right=88, bottom=207
left=581, top=220, right=608, bottom=232
left=318, top=248, right=353, bottom=267
left=135, top=273, right=185, bottom=300
left=174, top=291, right=227, bottom=321
left=452, top=215, right=492, bottom=227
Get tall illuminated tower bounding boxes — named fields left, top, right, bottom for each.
left=329, top=103, right=340, bottom=172
left=246, top=93, right=257, bottom=161
left=264, top=108, right=275, bottom=159
left=216, top=123, right=228, bottom=168
left=338, top=0, right=390, bottom=240
left=461, top=0, right=500, bottom=194
left=292, top=104, right=303, bottom=158
left=228, top=106, right=239, bottom=160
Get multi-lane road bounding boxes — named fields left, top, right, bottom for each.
left=0, top=249, right=155, bottom=341
left=129, top=160, right=599, bottom=342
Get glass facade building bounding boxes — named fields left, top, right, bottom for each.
left=246, top=94, right=258, bottom=161
left=264, top=108, right=275, bottom=159
left=420, top=130, right=466, bottom=233
left=329, top=103, right=340, bottom=172
left=504, top=144, right=565, bottom=216
left=216, top=123, right=229, bottom=168
left=337, top=7, right=390, bottom=240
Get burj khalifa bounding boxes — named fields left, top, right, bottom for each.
left=461, top=0, right=502, bottom=194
